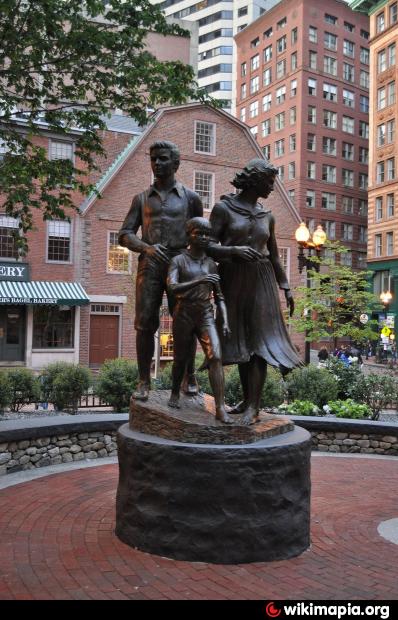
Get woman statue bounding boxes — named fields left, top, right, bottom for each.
left=210, top=159, right=302, bottom=425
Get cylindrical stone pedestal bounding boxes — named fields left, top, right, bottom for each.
left=116, top=423, right=311, bottom=564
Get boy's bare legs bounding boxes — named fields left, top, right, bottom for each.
left=208, top=358, right=232, bottom=424
left=168, top=358, right=186, bottom=408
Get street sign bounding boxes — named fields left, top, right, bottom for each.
left=359, top=313, right=369, bottom=324
left=381, top=326, right=391, bottom=337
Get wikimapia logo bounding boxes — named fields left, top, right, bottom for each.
left=263, top=602, right=390, bottom=620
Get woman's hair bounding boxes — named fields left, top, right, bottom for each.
left=232, top=158, right=278, bottom=191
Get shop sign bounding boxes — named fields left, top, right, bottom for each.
left=0, top=297, right=57, bottom=304
left=0, top=262, right=30, bottom=281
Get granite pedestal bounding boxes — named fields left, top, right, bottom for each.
left=116, top=391, right=311, bottom=564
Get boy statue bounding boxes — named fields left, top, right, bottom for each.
left=167, top=217, right=232, bottom=424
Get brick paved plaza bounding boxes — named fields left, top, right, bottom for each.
left=0, top=454, right=397, bottom=600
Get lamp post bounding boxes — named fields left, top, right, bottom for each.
left=380, top=290, right=393, bottom=313
left=295, top=222, right=327, bottom=364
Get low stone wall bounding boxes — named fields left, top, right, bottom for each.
left=0, top=413, right=398, bottom=476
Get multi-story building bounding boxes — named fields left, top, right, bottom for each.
left=351, top=0, right=398, bottom=319
left=235, top=0, right=370, bottom=269
left=150, top=1, right=279, bottom=112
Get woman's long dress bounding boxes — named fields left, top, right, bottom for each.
left=210, top=194, right=302, bottom=373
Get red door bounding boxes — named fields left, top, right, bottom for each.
left=89, top=314, right=119, bottom=366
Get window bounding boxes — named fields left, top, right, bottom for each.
left=359, top=200, right=368, bottom=216
left=276, top=59, right=286, bottom=79
left=264, top=45, right=272, bottom=63
left=377, top=161, right=385, bottom=183
left=32, top=306, right=74, bottom=349
left=277, top=17, right=287, bottom=30
left=323, top=83, right=337, bottom=102
left=343, top=40, right=355, bottom=58
left=307, top=106, right=316, bottom=124
left=308, top=78, right=317, bottom=96
left=343, top=89, right=355, bottom=108
left=378, top=123, right=386, bottom=146
left=238, top=6, right=248, bottom=17
left=263, top=144, right=270, bottom=159
left=342, top=116, right=355, bottom=133
left=360, top=70, right=369, bottom=89
left=288, top=162, right=296, bottom=180
left=241, top=62, right=247, bottom=77
left=377, top=11, right=385, bottom=33
left=342, top=196, right=354, bottom=214
left=387, top=232, right=394, bottom=256
left=344, top=21, right=355, bottom=33
left=275, top=139, right=285, bottom=157
left=341, top=251, right=352, bottom=267
left=309, top=50, right=317, bottom=69
left=249, top=100, right=259, bottom=118
left=275, top=112, right=285, bottom=131
left=343, top=63, right=354, bottom=82
left=359, top=147, right=368, bottom=164
left=264, top=27, right=273, bottom=39
left=373, top=270, right=391, bottom=295
left=322, top=164, right=336, bottom=183
left=391, top=3, right=398, bottom=25
left=323, top=220, right=336, bottom=240
left=47, top=220, right=71, bottom=262
left=279, top=247, right=290, bottom=279
left=322, top=192, right=336, bottom=210
left=359, top=173, right=368, bottom=190
left=276, top=35, right=287, bottom=54
left=240, top=107, right=246, bottom=122
left=289, top=134, right=296, bottom=152
left=359, top=226, right=367, bottom=243
left=250, top=75, right=259, bottom=94
left=324, top=32, right=338, bottom=51
left=388, top=194, right=395, bottom=217
left=251, top=37, right=260, bottom=48
left=357, top=94, right=368, bottom=114
left=194, top=171, right=214, bottom=210
left=342, top=142, right=354, bottom=161
left=324, top=56, right=337, bottom=76
left=251, top=54, right=260, bottom=71
left=376, top=197, right=383, bottom=221
left=322, top=137, right=336, bottom=156
left=360, top=47, right=369, bottom=65
left=195, top=121, right=215, bottom=155
left=325, top=14, right=337, bottom=25
left=307, top=133, right=316, bottom=151
left=306, top=190, right=316, bottom=208
left=387, top=119, right=395, bottom=143
left=276, top=85, right=286, bottom=104
left=388, top=157, right=395, bottom=180
left=361, top=29, right=369, bottom=40
left=277, top=165, right=284, bottom=180
left=250, top=125, right=258, bottom=137
left=309, top=26, right=317, bottom=43
left=358, top=252, right=367, bottom=268
left=0, top=215, right=19, bottom=258
left=290, top=78, right=297, bottom=97
left=388, top=81, right=395, bottom=105
left=342, top=169, right=354, bottom=187
left=359, top=121, right=369, bottom=139
left=263, top=67, right=272, bottom=85
left=291, top=52, right=297, bottom=70
left=389, top=43, right=396, bottom=66
left=107, top=231, right=131, bottom=273
left=307, top=161, right=316, bottom=179
left=378, top=50, right=387, bottom=73
left=378, top=86, right=386, bottom=110
left=323, top=110, right=337, bottom=129
left=50, top=140, right=74, bottom=185
left=291, top=27, right=298, bottom=44
left=263, top=93, right=272, bottom=111
left=375, top=235, right=382, bottom=257
left=290, top=106, right=297, bottom=124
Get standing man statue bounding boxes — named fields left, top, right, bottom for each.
left=118, top=140, right=203, bottom=401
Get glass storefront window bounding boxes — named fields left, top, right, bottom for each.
left=32, top=306, right=75, bottom=348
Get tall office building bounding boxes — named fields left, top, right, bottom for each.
left=150, top=1, right=278, bottom=111
left=235, top=0, right=370, bottom=268
left=351, top=0, right=398, bottom=319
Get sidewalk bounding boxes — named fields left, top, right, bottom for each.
left=0, top=454, right=398, bottom=600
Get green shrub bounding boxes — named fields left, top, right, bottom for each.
left=278, top=400, right=321, bottom=416
left=7, top=368, right=40, bottom=412
left=326, top=399, right=371, bottom=419
left=96, top=358, right=139, bottom=412
left=40, top=362, right=92, bottom=412
left=0, top=371, right=12, bottom=412
left=284, top=364, right=339, bottom=407
left=324, top=357, right=362, bottom=399
left=348, top=373, right=396, bottom=420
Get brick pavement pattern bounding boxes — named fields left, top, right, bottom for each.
left=0, top=457, right=397, bottom=600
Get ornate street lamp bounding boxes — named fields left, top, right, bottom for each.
left=380, top=290, right=393, bottom=312
left=295, top=223, right=327, bottom=274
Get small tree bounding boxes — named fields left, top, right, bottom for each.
left=0, top=371, right=12, bottom=412
left=349, top=373, right=396, bottom=420
left=7, top=368, right=40, bottom=412
left=284, top=365, right=339, bottom=407
left=96, top=358, right=138, bottom=412
left=290, top=241, right=381, bottom=351
left=40, top=361, right=91, bottom=412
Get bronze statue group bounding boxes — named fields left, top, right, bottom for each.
left=119, top=141, right=302, bottom=426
